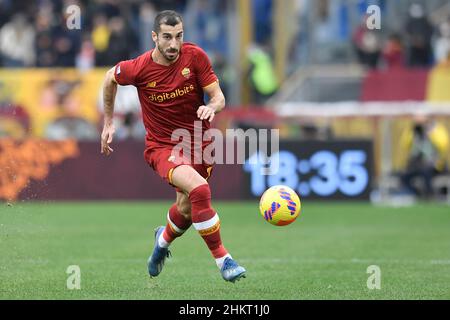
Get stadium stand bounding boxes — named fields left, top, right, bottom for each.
left=1, top=0, right=450, bottom=203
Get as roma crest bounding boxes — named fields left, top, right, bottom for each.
left=181, top=67, right=191, bottom=79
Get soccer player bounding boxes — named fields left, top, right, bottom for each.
left=100, top=10, right=246, bottom=282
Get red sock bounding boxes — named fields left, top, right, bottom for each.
left=162, top=204, right=192, bottom=244
left=189, top=184, right=228, bottom=261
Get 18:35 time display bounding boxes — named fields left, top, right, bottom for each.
left=244, top=149, right=370, bottom=198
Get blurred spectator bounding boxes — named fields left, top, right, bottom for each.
left=399, top=115, right=449, bottom=199
left=405, top=3, right=433, bottom=67
left=92, top=13, right=110, bottom=66
left=211, top=51, right=232, bottom=100
left=434, top=18, right=450, bottom=64
left=138, top=1, right=157, bottom=52
left=35, top=5, right=56, bottom=67
left=381, top=33, right=405, bottom=69
left=313, top=0, right=343, bottom=64
left=104, top=16, right=134, bottom=66
left=184, top=0, right=228, bottom=55
left=253, top=0, right=272, bottom=45
left=289, top=0, right=310, bottom=68
left=76, top=38, right=95, bottom=71
left=0, top=14, right=35, bottom=67
left=52, top=19, right=81, bottom=67
left=105, top=17, right=137, bottom=66
left=247, top=43, right=278, bottom=105
left=114, top=111, right=146, bottom=141
left=352, top=15, right=381, bottom=68
left=91, top=14, right=136, bottom=67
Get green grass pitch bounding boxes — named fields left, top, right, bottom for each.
left=1, top=201, right=450, bottom=299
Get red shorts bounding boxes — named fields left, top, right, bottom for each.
left=144, top=146, right=213, bottom=192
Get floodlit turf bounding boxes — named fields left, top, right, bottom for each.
left=1, top=201, right=450, bottom=299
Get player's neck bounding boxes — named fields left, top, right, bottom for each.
left=151, top=49, right=180, bottom=66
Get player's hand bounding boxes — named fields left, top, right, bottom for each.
left=197, top=105, right=215, bottom=122
left=101, top=122, right=115, bottom=156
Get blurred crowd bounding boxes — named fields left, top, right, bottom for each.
left=352, top=2, right=450, bottom=69
left=1, top=1, right=450, bottom=70
left=0, top=0, right=227, bottom=70
left=0, top=0, right=449, bottom=100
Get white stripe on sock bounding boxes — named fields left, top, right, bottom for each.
left=215, top=254, right=232, bottom=269
left=192, top=213, right=219, bottom=231
left=167, top=211, right=186, bottom=234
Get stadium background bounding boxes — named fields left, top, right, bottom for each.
left=1, top=0, right=450, bottom=300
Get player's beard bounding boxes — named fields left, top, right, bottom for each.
left=158, top=44, right=179, bottom=61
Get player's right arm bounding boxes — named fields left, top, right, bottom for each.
left=101, top=57, right=140, bottom=155
left=101, top=67, right=118, bottom=156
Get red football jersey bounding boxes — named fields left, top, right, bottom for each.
left=114, top=42, right=218, bottom=149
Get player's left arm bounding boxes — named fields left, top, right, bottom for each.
left=197, top=81, right=225, bottom=122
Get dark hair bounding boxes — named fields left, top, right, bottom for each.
left=153, top=10, right=183, bottom=34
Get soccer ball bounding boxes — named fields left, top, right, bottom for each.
left=259, top=185, right=301, bottom=226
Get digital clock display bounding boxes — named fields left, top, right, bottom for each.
left=243, top=140, right=373, bottom=200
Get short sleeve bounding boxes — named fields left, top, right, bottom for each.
left=194, top=48, right=218, bottom=88
left=114, top=59, right=138, bottom=86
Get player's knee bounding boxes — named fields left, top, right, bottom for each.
left=172, top=165, right=207, bottom=193
left=189, top=183, right=211, bottom=201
